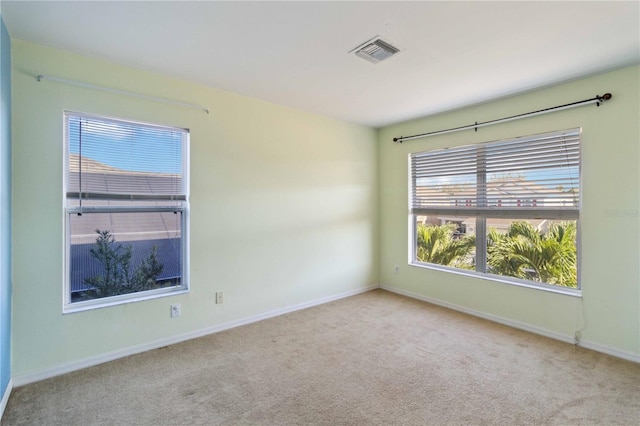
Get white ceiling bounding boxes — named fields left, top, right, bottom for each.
left=2, top=1, right=639, bottom=128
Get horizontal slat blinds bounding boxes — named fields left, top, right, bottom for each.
left=65, top=113, right=187, bottom=205
left=410, top=129, right=580, bottom=217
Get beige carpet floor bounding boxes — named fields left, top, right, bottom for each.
left=3, top=289, right=640, bottom=425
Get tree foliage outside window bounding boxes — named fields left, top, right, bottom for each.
left=416, top=223, right=475, bottom=270
left=415, top=221, right=577, bottom=288
left=487, top=221, right=577, bottom=287
left=83, top=230, right=165, bottom=298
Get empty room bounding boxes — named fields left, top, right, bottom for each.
left=0, top=1, right=639, bottom=425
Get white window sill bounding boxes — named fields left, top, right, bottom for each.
left=409, top=261, right=582, bottom=298
left=63, top=286, right=189, bottom=314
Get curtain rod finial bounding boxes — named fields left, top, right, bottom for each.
left=601, top=93, right=612, bottom=101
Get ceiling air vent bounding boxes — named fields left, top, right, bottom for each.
left=350, top=36, right=401, bottom=64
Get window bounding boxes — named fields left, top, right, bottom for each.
left=64, top=112, right=189, bottom=311
left=410, top=129, right=580, bottom=291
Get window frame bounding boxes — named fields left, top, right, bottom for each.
left=62, top=111, right=190, bottom=313
left=408, top=129, right=581, bottom=296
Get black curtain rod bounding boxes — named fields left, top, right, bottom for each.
left=393, top=93, right=612, bottom=143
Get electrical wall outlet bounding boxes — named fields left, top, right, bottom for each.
left=394, top=265, right=400, bottom=274
left=216, top=291, right=224, bottom=304
left=170, top=303, right=181, bottom=318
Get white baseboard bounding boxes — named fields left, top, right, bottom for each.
left=0, top=379, right=12, bottom=421
left=578, top=339, right=640, bottom=363
left=380, top=284, right=640, bottom=363
left=14, top=283, right=636, bottom=388
left=13, top=285, right=379, bottom=387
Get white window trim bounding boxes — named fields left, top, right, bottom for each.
left=62, top=112, right=190, bottom=313
left=408, top=129, right=581, bottom=295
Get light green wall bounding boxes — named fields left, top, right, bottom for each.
left=10, top=37, right=639, bottom=379
left=378, top=65, right=640, bottom=357
left=11, top=40, right=378, bottom=377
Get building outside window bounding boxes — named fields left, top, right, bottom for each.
left=64, top=112, right=189, bottom=311
left=409, top=129, right=580, bottom=291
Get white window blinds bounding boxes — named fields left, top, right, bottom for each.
left=410, top=129, right=580, bottom=218
left=65, top=112, right=187, bottom=204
